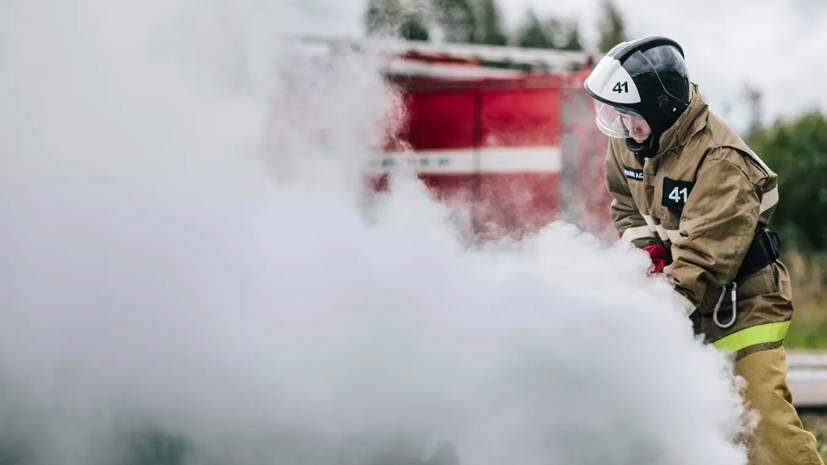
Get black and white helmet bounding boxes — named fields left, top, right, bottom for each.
left=584, top=37, right=690, bottom=152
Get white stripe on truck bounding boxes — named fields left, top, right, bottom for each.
left=369, top=146, right=562, bottom=174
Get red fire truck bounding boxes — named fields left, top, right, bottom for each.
left=328, top=39, right=611, bottom=238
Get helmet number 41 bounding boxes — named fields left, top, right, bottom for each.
left=613, top=81, right=629, bottom=93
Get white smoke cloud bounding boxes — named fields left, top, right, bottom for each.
left=0, top=1, right=751, bottom=464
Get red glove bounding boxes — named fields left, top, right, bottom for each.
left=643, top=243, right=668, bottom=274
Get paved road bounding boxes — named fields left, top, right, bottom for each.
left=787, top=351, right=827, bottom=409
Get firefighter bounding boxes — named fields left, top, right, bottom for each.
left=584, top=36, right=824, bottom=465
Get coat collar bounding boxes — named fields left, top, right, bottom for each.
left=655, top=84, right=708, bottom=156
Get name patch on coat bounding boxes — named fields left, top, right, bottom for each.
left=662, top=178, right=694, bottom=210
left=623, top=166, right=644, bottom=181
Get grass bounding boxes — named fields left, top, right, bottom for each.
left=783, top=250, right=827, bottom=350
left=787, top=313, right=827, bottom=349
left=784, top=251, right=827, bottom=458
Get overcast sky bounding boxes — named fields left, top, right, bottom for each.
left=500, top=0, right=827, bottom=132
left=288, top=0, right=827, bottom=133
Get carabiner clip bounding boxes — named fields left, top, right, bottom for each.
left=713, top=282, right=738, bottom=329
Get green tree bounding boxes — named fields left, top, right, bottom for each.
left=747, top=112, right=827, bottom=250
left=514, top=10, right=583, bottom=51
left=366, top=0, right=430, bottom=40
left=474, top=0, right=507, bottom=45
left=433, top=0, right=476, bottom=43
left=598, top=0, right=626, bottom=52
left=400, top=12, right=430, bottom=41
left=365, top=0, right=406, bottom=36
left=557, top=20, right=584, bottom=51
left=743, top=83, right=764, bottom=136
left=515, top=10, right=554, bottom=49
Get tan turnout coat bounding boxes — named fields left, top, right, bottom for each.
left=605, top=85, right=792, bottom=358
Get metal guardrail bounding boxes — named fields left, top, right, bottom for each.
left=788, top=351, right=827, bottom=414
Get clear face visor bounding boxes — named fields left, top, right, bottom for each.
left=593, top=101, right=649, bottom=139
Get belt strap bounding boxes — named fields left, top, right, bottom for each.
left=736, top=228, right=781, bottom=279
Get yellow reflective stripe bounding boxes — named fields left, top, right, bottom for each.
left=672, top=291, right=696, bottom=317
left=639, top=212, right=685, bottom=244
left=760, top=185, right=779, bottom=213
left=712, top=321, right=790, bottom=355
left=641, top=214, right=667, bottom=241
left=621, top=225, right=656, bottom=243
left=663, top=228, right=684, bottom=244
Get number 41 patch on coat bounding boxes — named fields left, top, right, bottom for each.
left=662, top=178, right=694, bottom=210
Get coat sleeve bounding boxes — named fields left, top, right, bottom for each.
left=605, top=142, right=658, bottom=248
left=666, top=148, right=765, bottom=308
